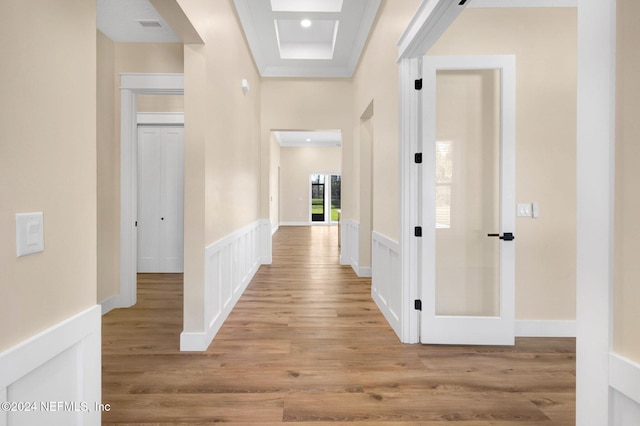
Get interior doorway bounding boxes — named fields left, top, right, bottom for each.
left=119, top=73, right=184, bottom=308
left=310, top=173, right=341, bottom=224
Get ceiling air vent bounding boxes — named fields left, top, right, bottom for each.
left=138, top=19, right=162, bottom=29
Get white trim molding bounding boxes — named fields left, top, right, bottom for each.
left=397, top=0, right=469, bottom=61
left=372, top=232, right=402, bottom=339
left=137, top=112, right=184, bottom=125
left=576, top=0, right=616, bottom=424
left=610, top=353, right=640, bottom=425
left=0, top=306, right=101, bottom=426
left=119, top=73, right=184, bottom=309
left=515, top=320, right=576, bottom=337
left=399, top=57, right=421, bottom=344
left=610, top=353, right=640, bottom=406
left=180, top=219, right=271, bottom=351
left=279, top=222, right=311, bottom=227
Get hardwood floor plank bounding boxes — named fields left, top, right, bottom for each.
left=102, top=226, right=575, bottom=424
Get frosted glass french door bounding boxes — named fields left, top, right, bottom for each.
left=420, top=56, right=516, bottom=345
left=137, top=126, right=184, bottom=273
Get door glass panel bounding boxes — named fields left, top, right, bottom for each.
left=311, top=174, right=325, bottom=222
left=435, top=69, right=501, bottom=317
left=330, top=175, right=341, bottom=222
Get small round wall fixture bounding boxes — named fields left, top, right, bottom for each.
left=301, top=19, right=312, bottom=28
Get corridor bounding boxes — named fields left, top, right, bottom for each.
left=102, top=226, right=575, bottom=424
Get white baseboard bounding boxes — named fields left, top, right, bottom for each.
left=271, top=224, right=279, bottom=235
left=180, top=219, right=270, bottom=351
left=99, top=295, right=118, bottom=315
left=515, top=320, right=576, bottom=337
left=357, top=266, right=372, bottom=278
left=279, top=222, right=337, bottom=227
left=0, top=305, right=102, bottom=426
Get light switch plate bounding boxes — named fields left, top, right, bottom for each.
left=532, top=202, right=540, bottom=218
left=16, top=212, right=44, bottom=257
left=517, top=203, right=532, bottom=217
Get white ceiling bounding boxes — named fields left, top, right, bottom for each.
left=97, top=0, right=362, bottom=147
left=234, top=0, right=381, bottom=77
left=96, top=0, right=380, bottom=77
left=274, top=131, right=342, bottom=147
left=97, top=0, right=179, bottom=43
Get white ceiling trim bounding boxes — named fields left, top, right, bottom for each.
left=234, top=0, right=381, bottom=78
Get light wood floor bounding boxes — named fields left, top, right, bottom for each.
left=102, top=226, right=576, bottom=425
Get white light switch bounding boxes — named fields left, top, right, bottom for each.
left=16, top=212, right=44, bottom=257
left=517, top=203, right=532, bottom=217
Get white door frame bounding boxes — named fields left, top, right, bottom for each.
left=397, top=0, right=615, bottom=423
left=119, top=73, right=184, bottom=308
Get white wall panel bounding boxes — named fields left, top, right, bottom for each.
left=0, top=306, right=101, bottom=426
left=180, top=219, right=271, bottom=351
left=372, top=232, right=402, bottom=339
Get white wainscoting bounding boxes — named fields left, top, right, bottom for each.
left=610, top=353, right=640, bottom=425
left=180, top=219, right=271, bottom=351
left=371, top=232, right=402, bottom=339
left=340, top=219, right=359, bottom=271
left=0, top=305, right=101, bottom=426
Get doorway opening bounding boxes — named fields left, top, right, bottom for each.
left=118, top=73, right=184, bottom=308
left=310, top=173, right=341, bottom=224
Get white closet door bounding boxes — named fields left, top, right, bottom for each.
left=137, top=126, right=184, bottom=273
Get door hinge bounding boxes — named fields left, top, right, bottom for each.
left=459, top=0, right=468, bottom=5
left=414, top=226, right=422, bottom=237
left=414, top=299, right=422, bottom=311
left=135, top=221, right=138, bottom=227
left=414, top=153, right=422, bottom=164
left=414, top=78, right=423, bottom=90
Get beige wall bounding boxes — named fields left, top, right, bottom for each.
left=137, top=94, right=184, bottom=112
left=352, top=0, right=422, bottom=242
left=97, top=31, right=117, bottom=303
left=279, top=147, right=342, bottom=223
left=615, top=0, right=640, bottom=361
left=270, top=133, right=281, bottom=229
left=430, top=8, right=577, bottom=321
left=96, top=39, right=184, bottom=302
left=0, top=0, right=97, bottom=351
left=260, top=79, right=353, bottom=225
left=177, top=0, right=262, bottom=332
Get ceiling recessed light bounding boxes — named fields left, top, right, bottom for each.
left=306, top=138, right=311, bottom=142
left=301, top=19, right=312, bottom=28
